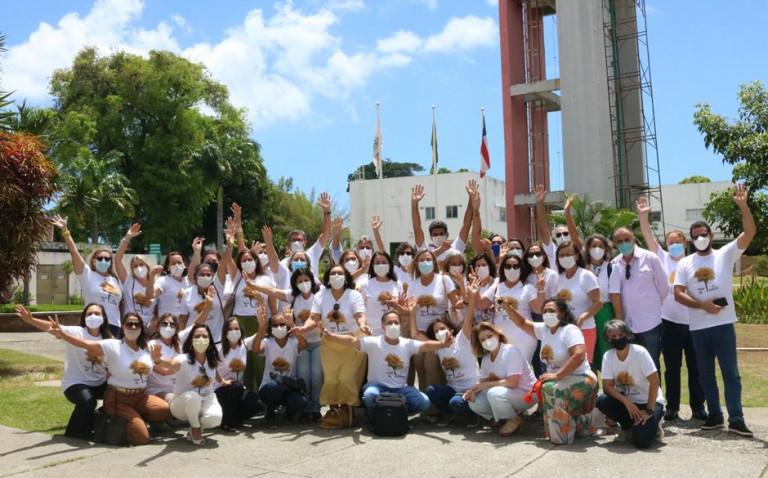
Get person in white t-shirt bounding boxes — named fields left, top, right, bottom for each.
left=673, top=184, right=755, bottom=438
left=114, top=223, right=161, bottom=329
left=179, top=263, right=229, bottom=344
left=49, top=312, right=171, bottom=446
left=533, top=184, right=573, bottom=271
left=339, top=249, right=370, bottom=289
left=370, top=215, right=414, bottom=290
left=410, top=183, right=472, bottom=267
left=464, top=322, right=537, bottom=436
left=146, top=313, right=182, bottom=402
left=466, top=253, right=498, bottom=324
left=154, top=251, right=191, bottom=319
left=598, top=320, right=666, bottom=449
left=50, top=215, right=124, bottom=337
left=151, top=323, right=227, bottom=445
left=360, top=251, right=405, bottom=336
left=637, top=196, right=707, bottom=422
left=17, top=304, right=112, bottom=440
left=278, top=192, right=332, bottom=279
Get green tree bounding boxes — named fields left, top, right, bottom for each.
left=678, top=175, right=711, bottom=184
left=0, top=34, right=14, bottom=132
left=694, top=81, right=768, bottom=252
left=549, top=195, right=642, bottom=244
left=346, top=160, right=424, bottom=191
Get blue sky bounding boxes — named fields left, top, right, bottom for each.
left=3, top=0, right=767, bottom=210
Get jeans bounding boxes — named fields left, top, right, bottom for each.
left=530, top=313, right=545, bottom=376
left=63, top=382, right=107, bottom=439
left=170, top=391, right=222, bottom=430
left=468, top=386, right=534, bottom=421
left=296, top=341, right=323, bottom=413
left=691, top=323, right=744, bottom=424
left=634, top=323, right=662, bottom=371
left=361, top=383, right=431, bottom=414
left=661, top=319, right=705, bottom=413
left=426, top=384, right=471, bottom=415
left=215, top=384, right=262, bottom=427
left=259, top=380, right=308, bottom=417
left=597, top=394, right=664, bottom=449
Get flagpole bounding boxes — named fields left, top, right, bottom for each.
left=432, top=104, right=438, bottom=231
left=376, top=101, right=384, bottom=247
left=481, top=107, right=488, bottom=230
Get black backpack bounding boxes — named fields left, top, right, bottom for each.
left=369, top=392, right=408, bottom=437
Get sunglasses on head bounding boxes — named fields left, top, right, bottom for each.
left=95, top=257, right=111, bottom=262
left=124, top=322, right=141, bottom=329
left=555, top=232, right=569, bottom=238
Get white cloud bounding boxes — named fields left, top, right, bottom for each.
left=486, top=0, right=499, bottom=6
left=412, top=0, right=438, bottom=10
left=325, top=0, right=365, bottom=11
left=423, top=15, right=497, bottom=53
left=376, top=30, right=422, bottom=54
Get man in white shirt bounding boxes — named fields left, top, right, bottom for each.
left=673, top=184, right=755, bottom=438
left=278, top=192, right=332, bottom=279
left=410, top=183, right=472, bottom=266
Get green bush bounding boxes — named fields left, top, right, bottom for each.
left=751, top=256, right=768, bottom=276
left=68, top=294, right=83, bottom=305
left=734, top=279, right=768, bottom=324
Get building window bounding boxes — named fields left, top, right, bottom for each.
left=446, top=205, right=458, bottom=219
left=499, top=207, right=507, bottom=223
left=649, top=211, right=661, bottom=223
left=685, top=208, right=704, bottom=221
left=425, top=207, right=435, bottom=220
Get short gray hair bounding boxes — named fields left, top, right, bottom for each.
left=603, top=319, right=635, bottom=341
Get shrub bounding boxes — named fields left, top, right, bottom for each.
left=751, top=256, right=768, bottom=277
left=734, top=279, right=768, bottom=324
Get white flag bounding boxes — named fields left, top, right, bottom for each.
left=372, top=103, right=383, bottom=179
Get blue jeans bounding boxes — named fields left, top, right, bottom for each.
left=635, top=323, right=662, bottom=371
left=258, top=380, right=308, bottom=417
left=597, top=394, right=664, bottom=449
left=425, top=384, right=471, bottom=415
left=361, top=383, right=431, bottom=414
left=691, top=323, right=743, bottom=424
left=296, top=341, right=323, bottom=413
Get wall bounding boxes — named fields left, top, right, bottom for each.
left=652, top=181, right=733, bottom=240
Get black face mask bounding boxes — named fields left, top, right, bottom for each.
left=609, top=336, right=629, bottom=350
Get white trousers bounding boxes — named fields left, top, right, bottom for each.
left=170, top=391, right=222, bottom=430
left=468, top=386, right=535, bottom=421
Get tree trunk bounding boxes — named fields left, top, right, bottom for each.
left=217, top=185, right=224, bottom=252
left=22, top=271, right=30, bottom=305
left=90, top=214, right=99, bottom=245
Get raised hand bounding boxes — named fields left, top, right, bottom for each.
left=15, top=305, right=34, bottom=324
left=150, top=343, right=162, bottom=363
left=318, top=192, right=332, bottom=213
left=49, top=215, right=68, bottom=230
left=470, top=188, right=481, bottom=212
left=371, top=216, right=382, bottom=231
left=261, top=225, right=273, bottom=245
left=565, top=193, right=577, bottom=211
left=635, top=196, right=651, bottom=215
left=225, top=216, right=237, bottom=241
left=466, top=179, right=479, bottom=198
left=205, top=286, right=216, bottom=305
left=124, top=223, right=142, bottom=240
left=411, top=184, right=425, bottom=204
left=467, top=276, right=482, bottom=298
left=192, top=236, right=205, bottom=254
left=733, top=183, right=749, bottom=207
left=231, top=202, right=242, bottom=223
left=330, top=217, right=344, bottom=240
left=534, top=184, right=547, bottom=204
left=151, top=265, right=164, bottom=277
left=46, top=314, right=64, bottom=339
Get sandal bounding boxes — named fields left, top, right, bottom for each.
left=185, top=431, right=205, bottom=446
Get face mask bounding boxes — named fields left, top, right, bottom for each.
left=668, top=243, right=685, bottom=258
left=509, top=248, right=523, bottom=258
left=123, top=328, right=141, bottom=340
left=373, top=264, right=389, bottom=277
left=503, top=267, right=520, bottom=282
left=543, top=312, right=560, bottom=328
left=159, top=326, right=176, bottom=339
left=398, top=254, right=413, bottom=268
left=291, top=260, right=307, bottom=272
left=344, top=260, right=359, bottom=273
left=85, top=314, right=103, bottom=330
left=94, top=260, right=111, bottom=274
left=617, top=241, right=634, bottom=257
left=558, top=255, right=576, bottom=270
left=227, top=330, right=242, bottom=343
left=449, top=265, right=464, bottom=276
left=241, top=260, right=256, bottom=274
left=258, top=253, right=269, bottom=266
left=418, top=261, right=434, bottom=275
left=527, top=255, right=544, bottom=268
left=170, top=264, right=185, bottom=277
left=329, top=274, right=346, bottom=290
left=197, top=276, right=213, bottom=289
left=192, top=337, right=209, bottom=353
left=357, top=248, right=372, bottom=260
left=272, top=325, right=288, bottom=339
left=291, top=241, right=305, bottom=253
left=694, top=235, right=711, bottom=252
left=297, top=281, right=312, bottom=294
left=133, top=266, right=148, bottom=279
left=435, top=329, right=449, bottom=343
left=609, top=336, right=629, bottom=351
left=475, top=266, right=490, bottom=279
left=384, top=324, right=401, bottom=339
left=481, top=336, right=499, bottom=352
left=589, top=247, right=605, bottom=261
left=431, top=235, right=447, bottom=247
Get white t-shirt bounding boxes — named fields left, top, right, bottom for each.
left=60, top=326, right=107, bottom=392
left=674, top=240, right=744, bottom=331
left=657, top=248, right=689, bottom=325
left=122, top=276, right=156, bottom=326
left=436, top=330, right=479, bottom=393
left=417, top=236, right=466, bottom=264
left=181, top=276, right=229, bottom=343
left=311, top=287, right=366, bottom=334
left=172, top=355, right=217, bottom=397
left=216, top=336, right=255, bottom=384
left=360, top=335, right=421, bottom=389
left=543, top=241, right=558, bottom=272
left=395, top=267, right=412, bottom=290
left=533, top=323, right=591, bottom=376
left=360, top=278, right=403, bottom=336
left=77, top=266, right=123, bottom=327
left=483, top=281, right=537, bottom=353
left=408, top=273, right=456, bottom=332
left=261, top=336, right=300, bottom=384
left=99, top=339, right=153, bottom=389
left=231, top=272, right=275, bottom=317
left=154, top=275, right=190, bottom=317
left=287, top=290, right=321, bottom=343
left=145, top=339, right=179, bottom=395
left=525, top=267, right=558, bottom=302
left=602, top=344, right=665, bottom=405
left=555, top=268, right=599, bottom=330
left=472, top=279, right=497, bottom=324
left=479, top=343, right=536, bottom=392
left=589, top=262, right=612, bottom=303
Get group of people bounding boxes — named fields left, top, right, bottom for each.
left=15, top=179, right=756, bottom=449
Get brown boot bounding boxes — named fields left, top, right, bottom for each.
left=318, top=406, right=345, bottom=430
left=499, top=416, right=522, bottom=436
left=338, top=404, right=355, bottom=428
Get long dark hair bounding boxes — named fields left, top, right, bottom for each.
left=236, top=250, right=264, bottom=276
left=121, top=312, right=147, bottom=349
left=542, top=297, right=576, bottom=328
left=521, top=242, right=551, bottom=283
left=290, top=268, right=319, bottom=296
left=470, top=253, right=497, bottom=279
left=220, top=317, right=242, bottom=356
left=155, top=313, right=181, bottom=352
left=367, top=251, right=397, bottom=281
left=182, top=323, right=220, bottom=367
left=162, top=251, right=187, bottom=276
left=426, top=315, right=459, bottom=341
left=554, top=241, right=586, bottom=273
left=323, top=264, right=355, bottom=290
left=79, top=303, right=113, bottom=339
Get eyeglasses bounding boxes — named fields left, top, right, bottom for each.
left=555, top=232, right=570, bottom=238
left=124, top=322, right=141, bottom=329
left=528, top=252, right=543, bottom=258
left=95, top=257, right=111, bottom=262
left=160, top=322, right=176, bottom=328
left=625, top=263, right=631, bottom=280
left=332, top=303, right=340, bottom=319
left=503, top=264, right=521, bottom=270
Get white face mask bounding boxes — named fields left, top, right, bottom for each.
left=291, top=241, right=305, bottom=253
left=344, top=260, right=359, bottom=274
left=373, top=263, right=389, bottom=277
left=197, top=276, right=213, bottom=289
left=431, top=235, right=447, bottom=247
left=589, top=247, right=605, bottom=261
left=528, top=255, right=544, bottom=268
left=398, top=254, right=413, bottom=268
left=123, top=328, right=141, bottom=340
left=694, top=235, right=711, bottom=252
left=227, top=330, right=242, bottom=343
left=241, top=260, right=257, bottom=274
left=384, top=324, right=401, bottom=339
left=272, top=325, right=288, bottom=339
left=170, top=263, right=185, bottom=277
left=258, top=253, right=269, bottom=266
left=133, top=266, right=148, bottom=279
left=558, top=255, right=576, bottom=270
left=509, top=248, right=523, bottom=258
left=475, top=265, right=490, bottom=279
left=329, top=274, right=346, bottom=290
left=85, top=314, right=103, bottom=330
left=192, top=337, right=209, bottom=353
left=449, top=265, right=464, bottom=276
left=357, top=248, right=373, bottom=260
left=503, top=267, right=520, bottom=282
left=297, top=281, right=312, bottom=294
left=543, top=312, right=560, bottom=328
left=159, top=326, right=176, bottom=339
left=435, top=329, right=449, bottom=343
left=481, top=336, right=499, bottom=352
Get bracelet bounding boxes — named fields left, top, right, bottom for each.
left=62, top=230, right=71, bottom=238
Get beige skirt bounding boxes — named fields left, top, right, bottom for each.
left=319, top=336, right=367, bottom=406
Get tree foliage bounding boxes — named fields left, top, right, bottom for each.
left=678, top=175, right=711, bottom=184
left=347, top=160, right=424, bottom=190
left=549, top=195, right=642, bottom=245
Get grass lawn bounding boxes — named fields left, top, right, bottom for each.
left=0, top=304, right=83, bottom=314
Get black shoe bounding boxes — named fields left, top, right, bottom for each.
left=728, top=421, right=754, bottom=438
left=664, top=410, right=680, bottom=421
left=691, top=409, right=709, bottom=421
left=701, top=415, right=725, bottom=430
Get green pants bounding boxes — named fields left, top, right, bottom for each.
left=237, top=315, right=265, bottom=391
left=592, top=302, right=615, bottom=371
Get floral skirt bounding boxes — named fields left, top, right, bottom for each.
left=541, top=373, right=598, bottom=445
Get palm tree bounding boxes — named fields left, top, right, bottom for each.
left=550, top=194, right=642, bottom=244
left=0, top=33, right=15, bottom=133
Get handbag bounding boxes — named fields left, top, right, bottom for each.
left=269, top=372, right=306, bottom=394
left=93, top=391, right=128, bottom=446
left=369, top=393, right=408, bottom=437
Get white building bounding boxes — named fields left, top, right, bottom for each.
left=651, top=180, right=733, bottom=240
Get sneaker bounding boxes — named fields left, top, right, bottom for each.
left=465, top=415, right=482, bottom=429
left=656, top=424, right=665, bottom=441
left=499, top=416, right=522, bottom=436
left=691, top=409, right=709, bottom=421
left=728, top=421, right=754, bottom=438
left=701, top=415, right=725, bottom=430
left=615, top=428, right=631, bottom=442
left=437, top=414, right=456, bottom=427
left=664, top=410, right=679, bottom=421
